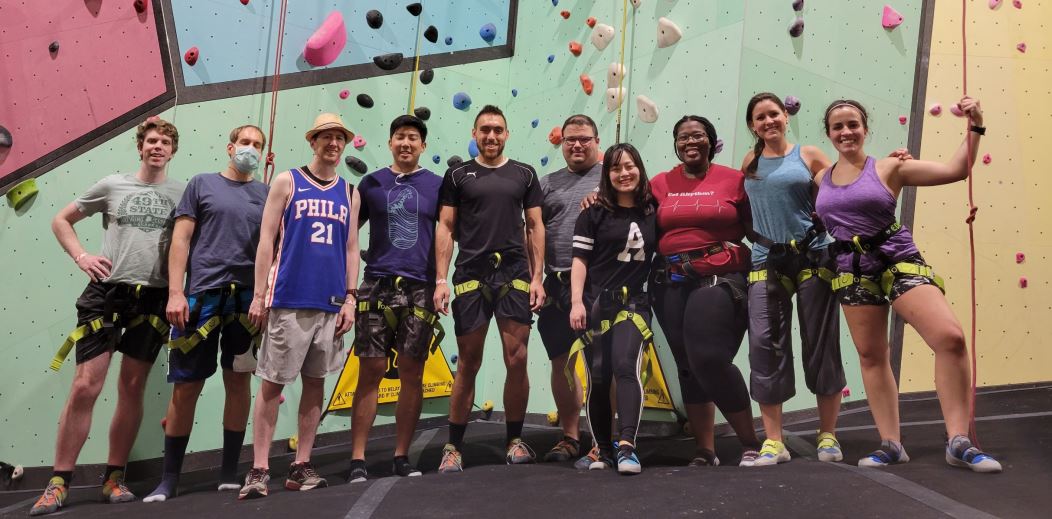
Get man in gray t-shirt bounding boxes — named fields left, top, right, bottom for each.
left=536, top=114, right=602, bottom=464
left=33, top=118, right=185, bottom=516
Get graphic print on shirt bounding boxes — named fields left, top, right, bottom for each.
left=617, top=222, right=646, bottom=262
left=387, top=183, right=420, bottom=250
left=661, top=190, right=722, bottom=215
left=116, top=189, right=175, bottom=232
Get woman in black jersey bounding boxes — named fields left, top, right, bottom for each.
left=569, top=143, right=657, bottom=475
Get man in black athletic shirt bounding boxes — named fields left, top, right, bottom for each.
left=433, top=105, right=546, bottom=472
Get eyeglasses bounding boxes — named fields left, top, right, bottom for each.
left=562, top=136, right=596, bottom=146
left=676, top=133, right=708, bottom=144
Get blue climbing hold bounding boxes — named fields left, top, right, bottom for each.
left=511, top=89, right=518, bottom=97
left=453, top=92, right=472, bottom=110
left=468, top=140, right=479, bottom=158
left=450, top=354, right=459, bottom=364
left=531, top=119, right=539, bottom=128
left=552, top=0, right=559, bottom=5
left=547, top=54, right=555, bottom=63
left=445, top=36, right=453, bottom=45
left=540, top=156, right=549, bottom=166
left=479, top=23, right=497, bottom=43
left=432, top=154, right=441, bottom=164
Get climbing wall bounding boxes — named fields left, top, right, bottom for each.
left=0, top=0, right=928, bottom=469
left=900, top=0, right=1052, bottom=391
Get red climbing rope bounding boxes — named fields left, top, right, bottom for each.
left=960, top=0, right=980, bottom=447
left=263, top=0, right=290, bottom=185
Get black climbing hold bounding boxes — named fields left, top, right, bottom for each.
left=424, top=25, right=438, bottom=43
left=788, top=18, right=804, bottom=37
left=356, top=94, right=374, bottom=108
left=414, top=107, right=431, bottom=121
left=447, top=155, right=464, bottom=167
left=49, top=41, right=59, bottom=54
left=366, top=10, right=383, bottom=29
left=792, top=0, right=804, bottom=11
left=419, top=69, right=434, bottom=84
left=406, top=3, right=422, bottom=16
left=0, top=125, right=12, bottom=149
left=373, top=52, right=403, bottom=71
left=345, top=155, right=368, bottom=175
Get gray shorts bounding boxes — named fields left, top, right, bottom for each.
left=747, top=249, right=846, bottom=405
left=256, top=308, right=347, bottom=384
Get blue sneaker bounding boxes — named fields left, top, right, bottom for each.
left=858, top=439, right=909, bottom=467
left=588, top=448, right=616, bottom=471
left=946, top=435, right=1002, bottom=473
left=617, top=446, right=641, bottom=475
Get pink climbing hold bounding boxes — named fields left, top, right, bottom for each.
left=882, top=5, right=904, bottom=29
left=241, top=0, right=250, bottom=5
left=304, top=11, right=347, bottom=67
left=1014, top=0, right=1022, bottom=8
left=1019, top=277, right=1028, bottom=288
left=353, top=135, right=366, bottom=149
left=988, top=0, right=1001, bottom=8
left=339, top=89, right=350, bottom=99
left=898, top=116, right=908, bottom=125
left=929, top=103, right=942, bottom=116
left=950, top=104, right=965, bottom=117
left=1017, top=42, right=1027, bottom=53
left=841, top=387, right=851, bottom=398
left=184, top=47, right=199, bottom=66
left=279, top=394, right=286, bottom=404
left=1016, top=252, right=1025, bottom=264
left=982, top=153, right=992, bottom=164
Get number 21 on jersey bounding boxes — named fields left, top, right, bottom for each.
left=311, top=222, right=334, bottom=245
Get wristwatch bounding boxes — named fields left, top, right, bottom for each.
left=969, top=125, right=986, bottom=136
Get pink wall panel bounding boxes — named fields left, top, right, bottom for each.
left=0, top=0, right=168, bottom=180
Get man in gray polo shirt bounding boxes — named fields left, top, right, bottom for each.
left=537, top=114, right=602, bottom=463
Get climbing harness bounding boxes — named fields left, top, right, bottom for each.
left=356, top=276, right=446, bottom=354
left=168, top=284, right=260, bottom=355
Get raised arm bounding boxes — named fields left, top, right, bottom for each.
left=882, top=96, right=984, bottom=191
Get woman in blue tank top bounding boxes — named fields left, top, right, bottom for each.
left=815, top=97, right=1001, bottom=473
left=739, top=93, right=845, bottom=466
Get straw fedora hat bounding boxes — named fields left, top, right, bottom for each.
left=304, top=113, right=355, bottom=142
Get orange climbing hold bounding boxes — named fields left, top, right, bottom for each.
left=568, top=41, right=582, bottom=56
left=580, top=74, right=594, bottom=95
left=184, top=47, right=199, bottom=66
left=586, top=17, right=597, bottom=28
left=560, top=10, right=571, bottom=19
left=548, top=126, right=563, bottom=145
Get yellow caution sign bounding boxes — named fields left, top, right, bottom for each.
left=573, top=341, right=675, bottom=411
left=326, top=344, right=455, bottom=412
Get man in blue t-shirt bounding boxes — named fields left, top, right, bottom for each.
left=143, top=125, right=269, bottom=503
left=347, top=115, right=443, bottom=482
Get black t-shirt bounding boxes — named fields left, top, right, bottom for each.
left=572, top=203, right=657, bottom=300
left=440, top=158, right=543, bottom=267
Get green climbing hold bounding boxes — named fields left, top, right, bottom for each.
left=6, top=178, right=38, bottom=210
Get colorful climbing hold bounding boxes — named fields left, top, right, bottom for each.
left=714, top=139, right=724, bottom=155
left=656, top=18, right=683, bottom=48
left=607, top=62, right=626, bottom=88
left=304, top=12, right=347, bottom=67
left=374, top=52, right=404, bottom=70
left=789, top=18, right=805, bottom=37
left=548, top=126, right=563, bottom=145
left=636, top=95, right=659, bottom=123
left=289, top=434, right=298, bottom=451
left=419, top=69, right=434, bottom=84
left=982, top=153, right=992, bottom=164
left=424, top=25, right=439, bottom=43
left=929, top=103, right=942, bottom=115
left=134, top=0, right=147, bottom=14
left=453, top=92, right=472, bottom=111
left=568, top=41, right=583, bottom=56
left=592, top=24, right=615, bottom=50
left=541, top=156, right=549, bottom=166
left=784, top=95, right=801, bottom=115
left=352, top=135, right=367, bottom=150
left=279, top=394, right=286, bottom=404
left=357, top=94, right=374, bottom=108
left=481, top=400, right=495, bottom=412
left=0, top=125, right=12, bottom=149
left=531, top=119, right=540, bottom=128
left=1019, top=277, right=1028, bottom=288
left=480, top=23, right=497, bottom=43
left=339, top=89, right=350, bottom=99
left=6, top=178, right=38, bottom=210
left=605, top=87, right=624, bottom=112
left=950, top=104, right=965, bottom=117
left=432, top=154, right=441, bottom=164
left=841, top=387, right=851, bottom=398
left=580, top=74, right=594, bottom=95
left=414, top=106, right=431, bottom=120
left=49, top=41, right=59, bottom=54
left=241, top=0, right=250, bottom=5
left=345, top=155, right=368, bottom=175
left=1016, top=252, right=1025, bottom=264
left=547, top=411, right=559, bottom=425
left=547, top=54, right=555, bottom=63
left=511, top=89, right=519, bottom=97
left=586, top=17, right=597, bottom=28
left=447, top=155, right=464, bottom=167
left=1017, top=42, right=1027, bottom=53
left=881, top=5, right=904, bottom=29
left=406, top=3, right=422, bottom=16
left=445, top=36, right=454, bottom=45
left=631, top=0, right=642, bottom=8
left=468, top=139, right=479, bottom=158
left=898, top=115, right=908, bottom=125
left=161, top=418, right=167, bottom=430
left=793, top=0, right=804, bottom=10
left=561, top=10, right=571, bottom=19
left=184, top=46, right=199, bottom=66
left=1013, top=0, right=1022, bottom=7
left=989, top=0, right=1002, bottom=7
left=366, top=9, right=383, bottom=29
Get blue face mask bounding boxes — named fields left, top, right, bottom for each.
left=233, top=146, right=261, bottom=172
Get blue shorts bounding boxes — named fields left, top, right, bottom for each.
left=167, top=288, right=259, bottom=383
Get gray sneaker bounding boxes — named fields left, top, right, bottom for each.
left=237, top=468, right=270, bottom=500
left=285, top=462, right=327, bottom=491
left=505, top=438, right=536, bottom=464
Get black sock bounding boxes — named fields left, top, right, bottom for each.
left=220, top=429, right=246, bottom=483
left=52, top=471, right=73, bottom=485
left=506, top=421, right=524, bottom=445
left=349, top=459, right=366, bottom=470
left=104, top=465, right=125, bottom=481
left=448, top=421, right=467, bottom=449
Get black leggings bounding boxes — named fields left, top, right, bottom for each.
left=653, top=277, right=751, bottom=413
left=585, top=307, right=650, bottom=450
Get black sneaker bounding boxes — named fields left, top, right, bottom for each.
left=392, top=456, right=422, bottom=477
left=285, top=461, right=327, bottom=491
left=348, top=459, right=368, bottom=483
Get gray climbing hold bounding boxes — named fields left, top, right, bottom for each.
left=792, top=0, right=804, bottom=11
left=0, top=125, right=12, bottom=149
left=406, top=3, right=422, bottom=16
left=784, top=95, right=801, bottom=115
left=366, top=10, right=383, bottom=29
left=424, top=25, right=438, bottom=43
left=357, top=94, right=374, bottom=108
left=414, top=106, right=431, bottom=120
left=345, top=155, right=368, bottom=175
left=447, top=155, right=464, bottom=167
left=49, top=41, right=59, bottom=54
left=419, top=69, right=434, bottom=84
left=479, top=23, right=497, bottom=43
left=374, top=52, right=403, bottom=71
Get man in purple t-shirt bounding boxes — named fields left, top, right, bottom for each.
left=347, top=115, right=443, bottom=482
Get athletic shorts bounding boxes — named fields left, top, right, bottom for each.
left=536, top=272, right=574, bottom=360
left=73, top=281, right=169, bottom=365
left=837, top=255, right=940, bottom=306
left=256, top=308, right=347, bottom=384
left=167, top=288, right=259, bottom=383
left=450, top=258, right=533, bottom=337
left=354, top=276, right=435, bottom=363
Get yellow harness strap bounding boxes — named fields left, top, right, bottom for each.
left=748, top=269, right=797, bottom=295
left=563, top=310, right=652, bottom=388
left=51, top=313, right=169, bottom=371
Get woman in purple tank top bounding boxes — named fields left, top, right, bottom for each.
left=815, top=97, right=1001, bottom=473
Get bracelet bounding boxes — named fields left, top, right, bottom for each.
left=74, top=252, right=88, bottom=264
left=435, top=279, right=448, bottom=285
left=346, top=288, right=358, bottom=298
left=970, top=125, right=986, bottom=136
